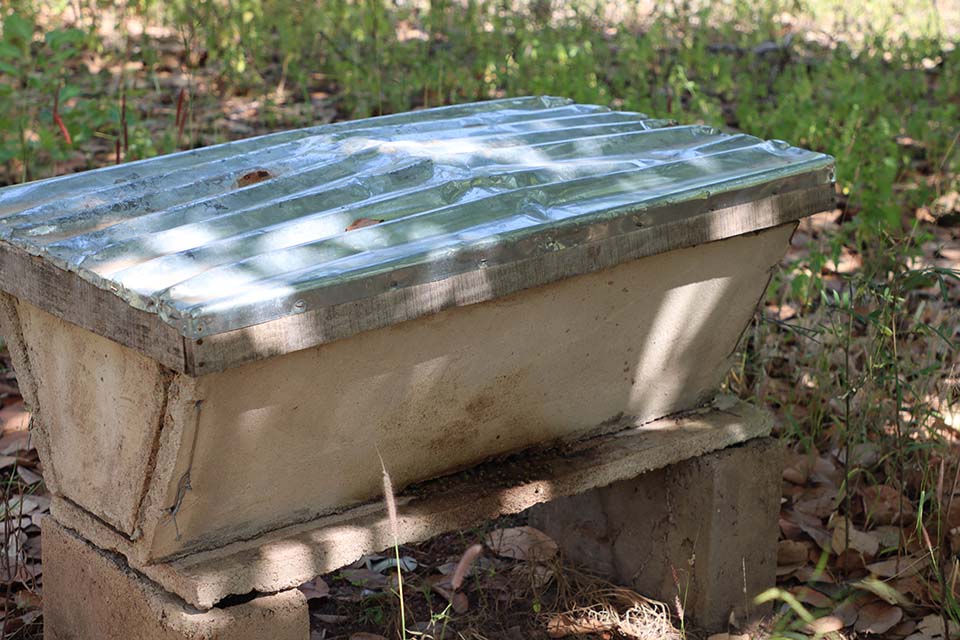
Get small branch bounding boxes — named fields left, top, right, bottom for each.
left=121, top=91, right=129, bottom=157
left=53, top=85, right=73, bottom=146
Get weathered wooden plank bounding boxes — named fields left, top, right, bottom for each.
left=0, top=241, right=186, bottom=372
left=51, top=400, right=772, bottom=609
left=187, top=182, right=833, bottom=374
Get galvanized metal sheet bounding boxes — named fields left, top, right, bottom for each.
left=0, top=96, right=833, bottom=338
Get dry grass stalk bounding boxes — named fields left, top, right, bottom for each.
left=376, top=448, right=399, bottom=538
left=545, top=589, right=680, bottom=640
left=376, top=447, right=406, bottom=639
left=534, top=554, right=681, bottom=640
left=451, top=544, right=484, bottom=592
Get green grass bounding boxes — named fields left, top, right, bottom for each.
left=1, top=0, right=956, bottom=236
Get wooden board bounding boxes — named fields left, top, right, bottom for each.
left=0, top=242, right=186, bottom=372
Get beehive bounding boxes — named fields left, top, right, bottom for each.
left=0, top=96, right=833, bottom=568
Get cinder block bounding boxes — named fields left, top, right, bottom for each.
left=529, top=436, right=783, bottom=632
left=42, top=517, right=309, bottom=640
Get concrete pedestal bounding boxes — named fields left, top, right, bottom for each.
left=529, top=436, right=783, bottom=632
left=39, top=412, right=779, bottom=638
left=42, top=518, right=309, bottom=640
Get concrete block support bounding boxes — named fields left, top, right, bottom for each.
left=529, top=436, right=783, bottom=632
left=42, top=518, right=309, bottom=640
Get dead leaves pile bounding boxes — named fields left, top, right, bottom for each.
left=302, top=524, right=681, bottom=640
left=769, top=445, right=960, bottom=640
left=0, top=349, right=46, bottom=639
left=738, top=204, right=960, bottom=639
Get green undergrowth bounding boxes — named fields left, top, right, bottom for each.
left=0, top=0, right=957, bottom=234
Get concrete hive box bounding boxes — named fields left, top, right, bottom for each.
left=0, top=96, right=834, bottom=569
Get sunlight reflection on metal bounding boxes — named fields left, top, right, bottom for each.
left=0, top=96, right=833, bottom=338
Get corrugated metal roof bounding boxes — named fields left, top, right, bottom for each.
left=0, top=96, right=833, bottom=339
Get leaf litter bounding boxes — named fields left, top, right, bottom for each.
left=0, top=357, right=44, bottom=638
left=298, top=520, right=684, bottom=639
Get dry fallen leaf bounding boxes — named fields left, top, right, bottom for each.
left=778, top=539, right=810, bottom=566
left=893, top=574, right=931, bottom=605
left=298, top=576, right=330, bottom=600
left=345, top=217, right=385, bottom=231
left=861, top=485, right=915, bottom=525
left=339, top=568, right=389, bottom=590
left=834, top=548, right=868, bottom=573
left=16, top=466, right=42, bottom=485
left=805, top=615, right=844, bottom=634
left=831, top=598, right=860, bottom=627
left=794, top=564, right=835, bottom=583
left=910, top=613, right=960, bottom=639
left=873, top=525, right=908, bottom=549
left=451, top=591, right=469, bottom=614
left=776, top=563, right=804, bottom=578
left=436, top=555, right=499, bottom=578
left=831, top=518, right=880, bottom=557
left=866, top=554, right=928, bottom=579
left=426, top=572, right=453, bottom=591
left=3, top=530, right=27, bottom=563
left=1, top=496, right=43, bottom=517
left=891, top=619, right=918, bottom=637
left=425, top=574, right=470, bottom=613
left=791, top=586, right=833, bottom=609
left=349, top=634, right=387, bottom=640
left=236, top=168, right=272, bottom=187
left=485, top=526, right=558, bottom=562
left=839, top=442, right=881, bottom=468
left=809, top=454, right=842, bottom=486
left=783, top=452, right=814, bottom=484
left=782, top=507, right=832, bottom=550
left=780, top=515, right=804, bottom=540
left=0, top=399, right=30, bottom=432
left=794, top=492, right=841, bottom=519
left=0, top=430, right=31, bottom=455
left=854, top=602, right=903, bottom=635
